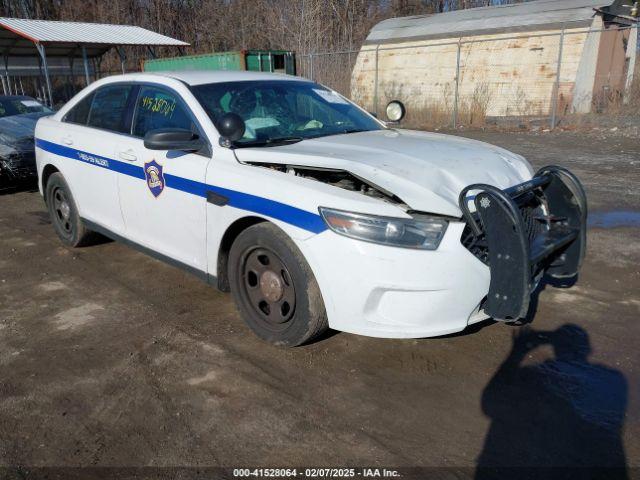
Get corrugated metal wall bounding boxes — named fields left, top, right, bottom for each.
left=351, top=26, right=590, bottom=119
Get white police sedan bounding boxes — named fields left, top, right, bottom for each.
left=35, top=71, right=587, bottom=346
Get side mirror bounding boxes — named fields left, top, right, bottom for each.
left=144, top=128, right=205, bottom=152
left=385, top=100, right=406, bottom=123
left=216, top=112, right=245, bottom=147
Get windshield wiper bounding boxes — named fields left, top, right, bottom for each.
left=236, top=136, right=304, bottom=148
left=305, top=128, right=372, bottom=140
left=341, top=128, right=369, bottom=134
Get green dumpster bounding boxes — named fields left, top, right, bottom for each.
left=144, top=50, right=296, bottom=75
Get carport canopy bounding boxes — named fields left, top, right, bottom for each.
left=0, top=17, right=189, bottom=105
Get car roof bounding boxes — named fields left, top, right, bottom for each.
left=115, top=70, right=312, bottom=86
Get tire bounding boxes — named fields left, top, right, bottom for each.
left=228, top=222, right=328, bottom=347
left=45, top=173, right=92, bottom=247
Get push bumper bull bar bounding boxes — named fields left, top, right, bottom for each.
left=459, top=165, right=587, bottom=321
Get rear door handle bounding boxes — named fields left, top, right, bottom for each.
left=61, top=136, right=73, bottom=146
left=118, top=150, right=137, bottom=162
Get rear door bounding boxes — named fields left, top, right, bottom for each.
left=53, top=83, right=136, bottom=233
left=115, top=83, right=212, bottom=272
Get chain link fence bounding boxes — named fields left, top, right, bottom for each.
left=299, top=24, right=639, bottom=130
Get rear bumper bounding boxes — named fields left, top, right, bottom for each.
left=459, top=165, right=587, bottom=321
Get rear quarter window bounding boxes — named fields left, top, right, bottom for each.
left=63, top=92, right=94, bottom=125
left=86, top=85, right=134, bottom=133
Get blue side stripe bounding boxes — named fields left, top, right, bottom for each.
left=211, top=184, right=328, bottom=234
left=36, top=139, right=145, bottom=180
left=35, top=138, right=327, bottom=234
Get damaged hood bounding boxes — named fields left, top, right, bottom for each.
left=234, top=129, right=533, bottom=217
left=0, top=112, right=48, bottom=157
left=0, top=113, right=46, bottom=179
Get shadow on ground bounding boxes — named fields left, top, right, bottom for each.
left=0, top=179, right=38, bottom=196
left=476, top=323, right=628, bottom=479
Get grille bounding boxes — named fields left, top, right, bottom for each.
left=461, top=192, right=545, bottom=266
left=461, top=222, right=489, bottom=265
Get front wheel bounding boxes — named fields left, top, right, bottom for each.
left=228, top=223, right=328, bottom=346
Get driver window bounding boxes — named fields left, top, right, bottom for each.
left=132, top=86, right=196, bottom=138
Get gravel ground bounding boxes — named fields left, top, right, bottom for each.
left=0, top=131, right=638, bottom=478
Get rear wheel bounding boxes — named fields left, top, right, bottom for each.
left=228, top=223, right=328, bottom=346
left=45, top=173, right=92, bottom=247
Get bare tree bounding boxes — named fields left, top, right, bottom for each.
left=0, top=0, right=525, bottom=73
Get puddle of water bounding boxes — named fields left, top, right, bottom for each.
left=588, top=211, right=640, bottom=229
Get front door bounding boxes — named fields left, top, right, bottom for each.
left=116, top=84, right=212, bottom=273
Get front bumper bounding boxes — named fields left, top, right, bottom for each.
left=0, top=152, right=37, bottom=182
left=299, top=221, right=491, bottom=339
left=459, top=165, right=587, bottom=321
left=299, top=165, right=586, bottom=339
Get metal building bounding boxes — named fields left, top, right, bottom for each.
left=0, top=17, right=188, bottom=106
left=351, top=0, right=639, bottom=122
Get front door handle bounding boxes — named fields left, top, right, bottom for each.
left=61, top=136, right=73, bottom=146
left=118, top=150, right=137, bottom=162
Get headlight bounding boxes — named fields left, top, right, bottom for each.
left=319, top=207, right=448, bottom=250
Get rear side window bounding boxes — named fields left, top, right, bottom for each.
left=86, top=85, right=134, bottom=133
left=64, top=92, right=94, bottom=125
left=132, top=86, right=195, bottom=137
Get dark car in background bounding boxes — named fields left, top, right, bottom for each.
left=0, top=96, right=53, bottom=186
left=0, top=95, right=52, bottom=118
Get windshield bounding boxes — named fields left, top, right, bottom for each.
left=0, top=97, right=52, bottom=118
left=192, top=80, right=383, bottom=146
